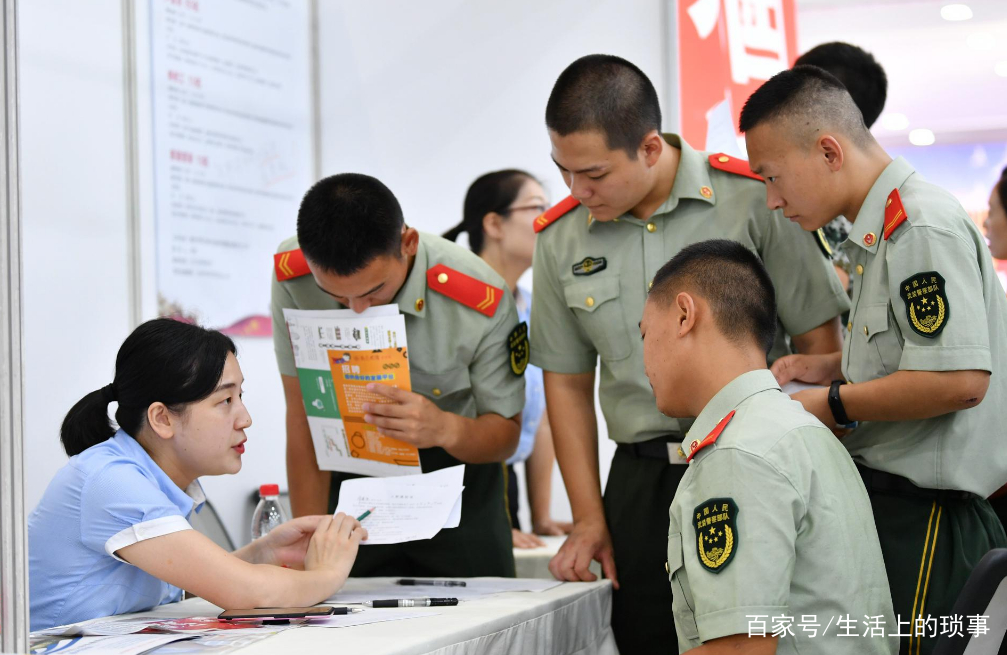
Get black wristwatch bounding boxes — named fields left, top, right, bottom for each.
left=827, top=380, right=857, bottom=429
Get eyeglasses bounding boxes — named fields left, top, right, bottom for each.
left=504, top=204, right=548, bottom=216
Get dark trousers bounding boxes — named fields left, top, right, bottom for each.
left=327, top=447, right=516, bottom=578
left=604, top=447, right=687, bottom=655
left=859, top=465, right=1007, bottom=655
left=506, top=464, right=521, bottom=531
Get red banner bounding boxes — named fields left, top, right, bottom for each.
left=677, top=0, right=798, bottom=154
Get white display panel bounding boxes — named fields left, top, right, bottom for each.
left=148, top=0, right=313, bottom=333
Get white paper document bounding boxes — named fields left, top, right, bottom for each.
left=305, top=610, right=435, bottom=628
left=781, top=380, right=825, bottom=395
left=29, top=634, right=192, bottom=654
left=335, top=465, right=465, bottom=544
left=283, top=305, right=421, bottom=477
left=327, top=577, right=563, bottom=604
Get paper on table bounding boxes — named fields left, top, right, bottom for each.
left=28, top=634, right=192, bottom=654
left=305, top=610, right=436, bottom=628
left=326, top=577, right=563, bottom=604
left=337, top=484, right=463, bottom=545
left=781, top=380, right=825, bottom=395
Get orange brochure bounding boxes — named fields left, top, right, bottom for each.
left=327, top=348, right=420, bottom=468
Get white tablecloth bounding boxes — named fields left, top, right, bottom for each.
left=514, top=535, right=603, bottom=580
left=133, top=577, right=617, bottom=655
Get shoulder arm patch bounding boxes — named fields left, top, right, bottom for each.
left=428, top=264, right=503, bottom=317
left=686, top=410, right=736, bottom=462
left=534, top=195, right=581, bottom=233
left=274, top=248, right=311, bottom=281
left=708, top=154, right=763, bottom=182
left=900, top=271, right=949, bottom=337
left=693, top=497, right=739, bottom=573
left=883, top=189, right=909, bottom=240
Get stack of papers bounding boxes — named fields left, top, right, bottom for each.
left=327, top=577, right=564, bottom=604
left=335, top=465, right=465, bottom=544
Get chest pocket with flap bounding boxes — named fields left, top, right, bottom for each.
left=851, top=303, right=903, bottom=379
left=563, top=275, right=631, bottom=362
left=411, top=367, right=472, bottom=406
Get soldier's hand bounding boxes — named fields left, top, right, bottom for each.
left=362, top=384, right=454, bottom=450
left=791, top=388, right=838, bottom=431
left=771, top=352, right=841, bottom=386
left=548, top=515, right=619, bottom=589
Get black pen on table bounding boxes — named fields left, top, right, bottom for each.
left=396, top=578, right=466, bottom=587
left=363, top=598, right=459, bottom=608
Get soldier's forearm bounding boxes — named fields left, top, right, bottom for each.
left=842, top=369, right=990, bottom=423
left=790, top=317, right=843, bottom=356
left=543, top=371, right=604, bottom=523
left=441, top=412, right=520, bottom=463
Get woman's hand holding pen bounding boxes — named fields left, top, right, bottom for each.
left=304, top=512, right=367, bottom=586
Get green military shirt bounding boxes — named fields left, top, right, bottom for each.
left=271, top=232, right=525, bottom=422
left=668, top=370, right=897, bottom=654
left=530, top=134, right=850, bottom=443
left=840, top=156, right=1007, bottom=496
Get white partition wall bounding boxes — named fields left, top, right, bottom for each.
left=1, top=0, right=27, bottom=649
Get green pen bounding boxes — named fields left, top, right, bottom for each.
left=356, top=507, right=375, bottom=522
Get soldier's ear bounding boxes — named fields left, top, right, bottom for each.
left=400, top=227, right=420, bottom=257
left=676, top=291, right=697, bottom=337
left=639, top=129, right=664, bottom=167
left=818, top=135, right=844, bottom=173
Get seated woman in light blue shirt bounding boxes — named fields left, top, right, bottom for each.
left=444, top=169, right=572, bottom=548
left=29, top=318, right=366, bottom=630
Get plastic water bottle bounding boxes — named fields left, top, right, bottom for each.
left=251, top=484, right=287, bottom=540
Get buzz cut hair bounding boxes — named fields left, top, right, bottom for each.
left=545, top=54, right=662, bottom=157
left=738, top=65, right=872, bottom=147
left=648, top=239, right=778, bottom=354
left=296, top=173, right=404, bottom=276
left=794, top=42, right=888, bottom=128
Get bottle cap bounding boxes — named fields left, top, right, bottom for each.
left=259, top=484, right=280, bottom=497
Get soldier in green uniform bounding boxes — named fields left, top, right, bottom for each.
left=741, top=66, right=1007, bottom=655
left=642, top=239, right=897, bottom=655
left=271, top=173, right=526, bottom=577
left=532, top=55, right=850, bottom=654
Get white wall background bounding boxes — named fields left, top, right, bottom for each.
left=20, top=0, right=667, bottom=547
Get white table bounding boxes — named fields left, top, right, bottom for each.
left=133, top=577, right=617, bottom=655
left=514, top=535, right=603, bottom=580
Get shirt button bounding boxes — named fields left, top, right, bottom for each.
left=856, top=265, right=864, bottom=275
left=437, top=272, right=449, bottom=284
left=847, top=321, right=853, bottom=331
left=648, top=280, right=653, bottom=290
left=646, top=223, right=657, bottom=233
left=432, top=388, right=442, bottom=397
left=585, top=296, right=595, bottom=308
left=665, top=561, right=670, bottom=574
left=863, top=326, right=869, bottom=337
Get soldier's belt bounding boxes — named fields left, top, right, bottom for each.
left=856, top=464, right=975, bottom=502
left=617, top=436, right=687, bottom=466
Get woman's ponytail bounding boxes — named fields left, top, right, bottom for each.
left=60, top=386, right=117, bottom=457
left=441, top=223, right=466, bottom=242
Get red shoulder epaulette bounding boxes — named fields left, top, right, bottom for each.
left=274, top=248, right=310, bottom=281
left=883, top=189, right=908, bottom=240
left=709, top=154, right=763, bottom=182
left=533, top=196, right=581, bottom=233
left=427, top=264, right=503, bottom=317
left=686, top=410, right=736, bottom=463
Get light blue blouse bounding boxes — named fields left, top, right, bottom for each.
left=29, top=430, right=205, bottom=630
left=507, top=286, right=546, bottom=465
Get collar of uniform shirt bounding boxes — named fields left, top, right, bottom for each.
left=686, top=369, right=780, bottom=454
left=394, top=233, right=430, bottom=317
left=844, top=156, right=915, bottom=255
